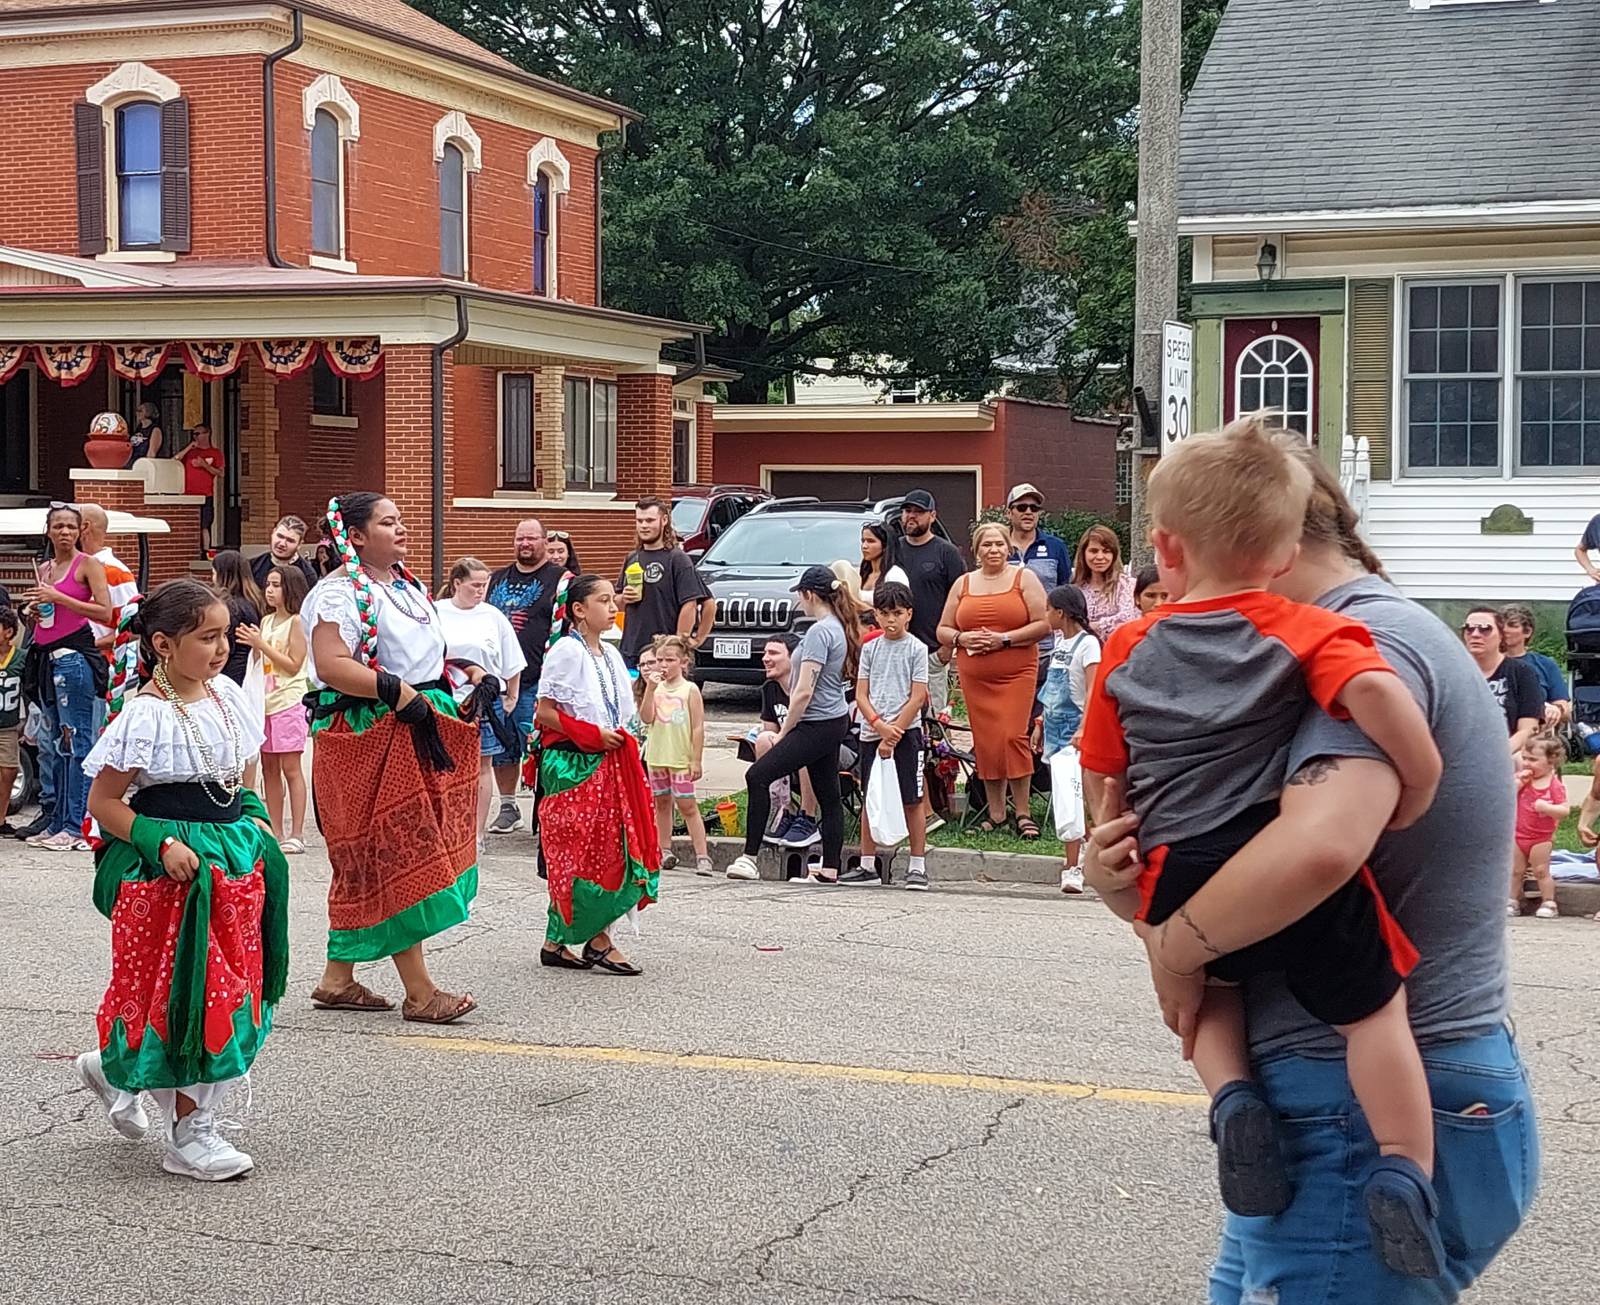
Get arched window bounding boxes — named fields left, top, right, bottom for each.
left=1235, top=335, right=1314, bottom=434
left=440, top=142, right=467, bottom=279
left=311, top=108, right=343, bottom=258
left=533, top=171, right=552, bottom=296
left=115, top=101, right=163, bottom=249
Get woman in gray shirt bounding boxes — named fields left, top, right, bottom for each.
left=727, top=566, right=861, bottom=884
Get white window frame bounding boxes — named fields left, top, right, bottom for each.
left=433, top=112, right=482, bottom=282
left=1398, top=277, right=1506, bottom=479
left=672, top=395, right=698, bottom=484
left=88, top=64, right=181, bottom=260
left=1232, top=333, right=1315, bottom=434
left=563, top=375, right=618, bottom=492
left=527, top=139, right=570, bottom=298
left=303, top=74, right=360, bottom=270
left=1513, top=273, right=1600, bottom=477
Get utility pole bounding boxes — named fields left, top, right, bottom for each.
left=1129, top=0, right=1183, bottom=567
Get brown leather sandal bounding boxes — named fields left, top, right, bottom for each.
left=401, top=989, right=478, bottom=1024
left=309, top=981, right=395, bottom=1012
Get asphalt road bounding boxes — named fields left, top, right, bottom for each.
left=2, top=826, right=1595, bottom=1304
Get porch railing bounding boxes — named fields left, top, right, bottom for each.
left=1339, top=431, right=1371, bottom=525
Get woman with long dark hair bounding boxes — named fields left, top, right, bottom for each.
left=21, top=504, right=112, bottom=850
left=210, top=550, right=264, bottom=686
left=856, top=522, right=908, bottom=614
left=547, top=530, right=581, bottom=575
left=534, top=573, right=660, bottom=973
left=726, top=565, right=862, bottom=884
left=302, top=492, right=480, bottom=1023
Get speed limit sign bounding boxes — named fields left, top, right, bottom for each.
left=1160, top=320, right=1194, bottom=454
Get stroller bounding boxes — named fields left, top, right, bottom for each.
left=1567, top=585, right=1600, bottom=755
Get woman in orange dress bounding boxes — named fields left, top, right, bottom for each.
left=937, top=522, right=1050, bottom=837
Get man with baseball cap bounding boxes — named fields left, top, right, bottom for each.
left=898, top=489, right=965, bottom=719
left=1004, top=484, right=1070, bottom=679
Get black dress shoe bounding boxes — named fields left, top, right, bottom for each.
left=539, top=946, right=592, bottom=970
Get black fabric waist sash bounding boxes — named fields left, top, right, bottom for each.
left=130, top=783, right=244, bottom=825
left=305, top=677, right=450, bottom=723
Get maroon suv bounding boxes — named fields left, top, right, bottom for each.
left=671, top=484, right=771, bottom=556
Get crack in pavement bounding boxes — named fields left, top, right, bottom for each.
left=0, top=1084, right=92, bottom=1148
left=746, top=1097, right=1027, bottom=1284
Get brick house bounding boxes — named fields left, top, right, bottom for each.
left=0, top=0, right=716, bottom=584
left=712, top=398, right=1122, bottom=540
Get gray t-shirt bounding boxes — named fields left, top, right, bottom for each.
left=1245, top=574, right=1514, bottom=1059
left=858, top=633, right=929, bottom=740
left=797, top=615, right=849, bottom=722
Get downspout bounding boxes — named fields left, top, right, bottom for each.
left=263, top=9, right=304, bottom=269
left=432, top=296, right=470, bottom=586
left=594, top=150, right=604, bottom=307
left=675, top=330, right=708, bottom=385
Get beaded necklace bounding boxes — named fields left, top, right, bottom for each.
left=579, top=630, right=622, bottom=728
left=153, top=662, right=244, bottom=806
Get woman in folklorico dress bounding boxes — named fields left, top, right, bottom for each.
left=76, top=578, right=289, bottom=1181
left=302, top=493, right=481, bottom=1024
left=535, top=573, right=661, bottom=975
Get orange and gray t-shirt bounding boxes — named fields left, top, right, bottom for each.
left=1078, top=589, right=1396, bottom=849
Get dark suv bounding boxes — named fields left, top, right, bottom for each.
left=671, top=484, right=771, bottom=557
left=694, top=497, right=951, bottom=685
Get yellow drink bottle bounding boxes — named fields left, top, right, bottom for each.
left=621, top=560, right=645, bottom=629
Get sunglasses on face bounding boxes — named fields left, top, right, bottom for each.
left=1462, top=623, right=1497, bottom=635
left=1012, top=503, right=1041, bottom=512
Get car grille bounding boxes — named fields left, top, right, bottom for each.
left=716, top=597, right=793, bottom=630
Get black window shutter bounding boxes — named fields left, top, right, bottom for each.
left=159, top=97, right=191, bottom=253
left=74, top=101, right=107, bottom=255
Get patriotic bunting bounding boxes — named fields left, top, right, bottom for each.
left=181, top=340, right=247, bottom=379
left=324, top=337, right=384, bottom=379
left=36, top=343, right=100, bottom=386
left=256, top=339, right=319, bottom=378
left=0, top=344, right=24, bottom=385
left=109, top=343, right=172, bottom=382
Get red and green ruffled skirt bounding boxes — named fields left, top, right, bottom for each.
left=539, top=731, right=660, bottom=945
left=93, top=789, right=289, bottom=1092
left=309, top=688, right=481, bottom=961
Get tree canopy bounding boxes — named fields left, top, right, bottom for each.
left=413, top=0, right=1225, bottom=405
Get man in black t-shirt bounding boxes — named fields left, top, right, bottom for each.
left=616, top=496, right=715, bottom=666
left=249, top=515, right=319, bottom=591
left=898, top=489, right=966, bottom=718
left=485, top=518, right=565, bottom=833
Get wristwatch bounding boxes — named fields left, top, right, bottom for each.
left=1002, top=632, right=1012, bottom=648
left=158, top=835, right=178, bottom=859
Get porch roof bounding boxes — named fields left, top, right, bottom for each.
left=0, top=248, right=702, bottom=372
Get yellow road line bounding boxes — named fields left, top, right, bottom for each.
left=390, top=1034, right=1207, bottom=1108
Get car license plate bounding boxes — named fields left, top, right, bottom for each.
left=713, top=637, right=752, bottom=660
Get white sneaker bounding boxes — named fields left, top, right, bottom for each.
left=726, top=854, right=760, bottom=881
left=75, top=1051, right=148, bottom=1140
left=1060, top=864, right=1084, bottom=895
left=162, top=1109, right=255, bottom=1182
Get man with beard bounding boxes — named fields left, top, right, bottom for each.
left=897, top=490, right=965, bottom=719
left=250, top=515, right=319, bottom=590
left=485, top=518, right=565, bottom=834
left=616, top=496, right=715, bottom=668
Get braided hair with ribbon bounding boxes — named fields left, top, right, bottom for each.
left=324, top=494, right=383, bottom=670
left=520, top=567, right=575, bottom=783
left=102, top=592, right=144, bottom=730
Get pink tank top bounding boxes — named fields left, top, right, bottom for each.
left=1514, top=774, right=1565, bottom=847
left=35, top=552, right=92, bottom=646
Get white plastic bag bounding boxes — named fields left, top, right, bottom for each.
left=1050, top=746, right=1085, bottom=842
left=864, top=750, right=910, bottom=847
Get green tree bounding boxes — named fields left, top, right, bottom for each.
left=413, top=1, right=1224, bottom=407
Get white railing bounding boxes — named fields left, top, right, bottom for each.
left=1340, top=432, right=1371, bottom=525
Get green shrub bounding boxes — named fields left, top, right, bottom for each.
left=978, top=507, right=1131, bottom=558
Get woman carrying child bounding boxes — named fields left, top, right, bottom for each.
left=1033, top=585, right=1100, bottom=895
left=641, top=634, right=712, bottom=876
left=76, top=578, right=289, bottom=1181
left=1511, top=734, right=1570, bottom=919
left=238, top=562, right=311, bottom=854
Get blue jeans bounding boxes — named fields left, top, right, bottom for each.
left=1210, top=1027, right=1538, bottom=1304
left=41, top=649, right=97, bottom=836
left=33, top=704, right=58, bottom=815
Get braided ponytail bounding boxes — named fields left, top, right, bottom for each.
left=325, top=494, right=382, bottom=669
left=103, top=594, right=144, bottom=729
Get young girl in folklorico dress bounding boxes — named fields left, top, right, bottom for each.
left=76, top=578, right=289, bottom=1181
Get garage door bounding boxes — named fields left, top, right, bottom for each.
left=765, top=469, right=979, bottom=541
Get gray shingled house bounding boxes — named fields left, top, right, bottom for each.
left=1178, top=0, right=1600, bottom=603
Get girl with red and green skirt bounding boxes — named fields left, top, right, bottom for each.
left=302, top=492, right=481, bottom=1023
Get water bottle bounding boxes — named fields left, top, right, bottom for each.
left=35, top=564, right=53, bottom=629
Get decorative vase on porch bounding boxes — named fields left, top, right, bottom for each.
left=83, top=411, right=132, bottom=470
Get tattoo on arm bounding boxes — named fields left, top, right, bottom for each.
left=1176, top=905, right=1225, bottom=960
left=1287, top=757, right=1342, bottom=787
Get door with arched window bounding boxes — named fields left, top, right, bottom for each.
left=1223, top=317, right=1320, bottom=437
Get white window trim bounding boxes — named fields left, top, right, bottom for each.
left=87, top=61, right=179, bottom=107
left=302, top=73, right=361, bottom=140
left=100, top=93, right=166, bottom=255
left=1511, top=272, right=1600, bottom=478
left=1392, top=269, right=1600, bottom=482
left=308, top=106, right=351, bottom=264
left=432, top=111, right=483, bottom=170
left=308, top=253, right=358, bottom=274
left=310, top=413, right=360, bottom=430
left=1233, top=333, right=1315, bottom=434
left=529, top=163, right=564, bottom=298
left=1410, top=0, right=1554, bottom=9
left=671, top=397, right=698, bottom=484
left=563, top=375, right=618, bottom=491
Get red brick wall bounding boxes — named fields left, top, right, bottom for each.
left=695, top=401, right=715, bottom=483
left=995, top=399, right=1118, bottom=517
left=69, top=474, right=203, bottom=585
left=272, top=63, right=599, bottom=299
left=616, top=372, right=672, bottom=501
left=273, top=370, right=386, bottom=531
left=442, top=510, right=635, bottom=580
left=452, top=364, right=500, bottom=498
left=380, top=345, right=447, bottom=584
left=0, top=56, right=264, bottom=258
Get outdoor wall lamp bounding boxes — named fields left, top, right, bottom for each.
left=1256, top=239, right=1279, bottom=283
